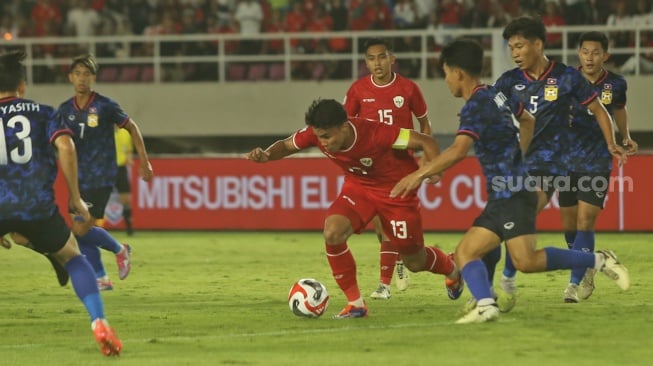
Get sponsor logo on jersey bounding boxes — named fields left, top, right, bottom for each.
left=515, top=84, right=526, bottom=90
left=546, top=78, right=557, bottom=85
left=393, top=96, right=404, bottom=108
left=360, top=157, right=373, bottom=167
left=362, top=98, right=376, bottom=103
left=68, top=114, right=75, bottom=121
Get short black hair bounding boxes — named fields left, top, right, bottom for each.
left=502, top=16, right=547, bottom=45
left=0, top=51, right=26, bottom=93
left=305, top=99, right=348, bottom=129
left=578, top=31, right=609, bottom=52
left=439, top=38, right=484, bottom=77
left=70, top=53, right=98, bottom=74
left=363, top=38, right=392, bottom=54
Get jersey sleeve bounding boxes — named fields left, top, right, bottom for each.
left=343, top=85, right=360, bottom=117
left=47, top=109, right=73, bottom=143
left=614, top=76, right=627, bottom=109
left=291, top=126, right=317, bottom=150
left=372, top=123, right=402, bottom=149
left=493, top=71, right=513, bottom=96
left=106, top=98, right=130, bottom=127
left=456, top=101, right=482, bottom=140
left=508, top=93, right=524, bottom=118
left=408, top=82, right=428, bottom=118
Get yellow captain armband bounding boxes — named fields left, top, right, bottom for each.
left=392, top=128, right=411, bottom=149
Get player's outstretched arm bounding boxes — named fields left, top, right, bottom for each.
left=417, top=115, right=433, bottom=136
left=53, top=134, right=90, bottom=222
left=391, top=134, right=472, bottom=198
left=587, top=99, right=626, bottom=165
left=613, top=107, right=638, bottom=155
left=123, top=118, right=154, bottom=182
left=518, top=110, right=535, bottom=155
left=246, top=136, right=299, bottom=163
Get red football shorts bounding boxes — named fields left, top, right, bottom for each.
left=326, top=181, right=424, bottom=255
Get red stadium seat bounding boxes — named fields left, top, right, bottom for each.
left=268, top=63, right=285, bottom=80
left=140, top=66, right=154, bottom=82
left=118, top=66, right=141, bottom=82
left=247, top=64, right=267, bottom=81
left=97, top=66, right=119, bottom=82
left=311, top=62, right=325, bottom=80
left=226, top=63, right=246, bottom=81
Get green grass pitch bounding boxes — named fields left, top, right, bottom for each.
left=0, top=231, right=651, bottom=365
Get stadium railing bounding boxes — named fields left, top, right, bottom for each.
left=2, top=24, right=652, bottom=84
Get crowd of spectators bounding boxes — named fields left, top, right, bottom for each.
left=1, top=0, right=652, bottom=82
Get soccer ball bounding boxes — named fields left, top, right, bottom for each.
left=288, top=279, right=330, bottom=318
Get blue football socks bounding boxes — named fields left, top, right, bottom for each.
left=482, top=246, right=502, bottom=286
left=77, top=234, right=106, bottom=278
left=544, top=246, right=595, bottom=271
left=65, top=255, right=105, bottom=321
left=569, top=231, right=595, bottom=284
left=86, top=227, right=123, bottom=254
left=565, top=231, right=577, bottom=250
left=502, top=245, right=517, bottom=278
left=462, top=259, right=495, bottom=301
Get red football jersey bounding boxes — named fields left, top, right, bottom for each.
left=292, top=117, right=418, bottom=192
left=343, top=73, right=428, bottom=130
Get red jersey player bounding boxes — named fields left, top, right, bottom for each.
left=344, top=38, right=436, bottom=299
left=246, top=99, right=462, bottom=318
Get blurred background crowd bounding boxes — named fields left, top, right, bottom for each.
left=1, top=0, right=652, bottom=82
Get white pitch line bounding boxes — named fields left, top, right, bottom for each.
left=0, top=318, right=517, bottom=349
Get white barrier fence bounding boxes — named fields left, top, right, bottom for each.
left=3, top=24, right=653, bottom=84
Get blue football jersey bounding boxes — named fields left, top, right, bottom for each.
left=457, top=85, right=529, bottom=200
left=58, top=92, right=129, bottom=191
left=494, top=61, right=598, bottom=176
left=0, top=97, right=72, bottom=220
left=568, top=69, right=627, bottom=173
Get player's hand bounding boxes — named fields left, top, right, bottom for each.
left=9, top=232, right=29, bottom=246
left=608, top=144, right=627, bottom=167
left=70, top=198, right=91, bottom=223
left=390, top=172, right=423, bottom=198
left=425, top=173, right=442, bottom=185
left=1, top=235, right=11, bottom=249
left=246, top=147, right=270, bottom=163
left=622, top=138, right=638, bottom=155
left=140, top=160, right=154, bottom=181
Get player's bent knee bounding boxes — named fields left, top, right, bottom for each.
left=322, top=227, right=351, bottom=245
left=511, top=256, right=538, bottom=273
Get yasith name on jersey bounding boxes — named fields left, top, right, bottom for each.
left=0, top=102, right=40, bottom=114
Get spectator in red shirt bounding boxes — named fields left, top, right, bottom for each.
left=285, top=1, right=306, bottom=49
left=305, top=4, right=333, bottom=52
left=31, top=0, right=62, bottom=37
left=541, top=1, right=566, bottom=49
left=263, top=9, right=285, bottom=54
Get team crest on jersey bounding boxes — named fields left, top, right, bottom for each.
left=393, top=96, right=404, bottom=108
left=601, top=90, right=613, bottom=104
left=360, top=157, right=373, bottom=167
left=601, top=83, right=613, bottom=104
left=87, top=113, right=98, bottom=127
left=544, top=85, right=558, bottom=101
left=87, top=107, right=99, bottom=127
